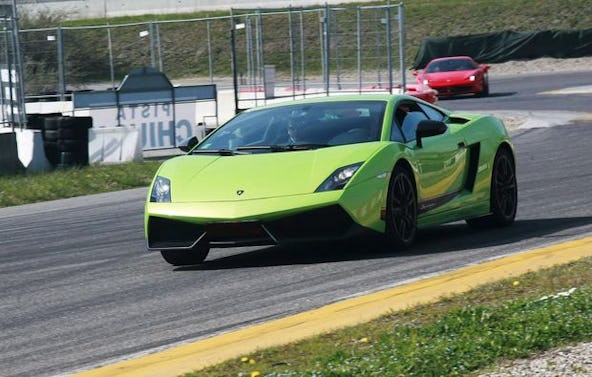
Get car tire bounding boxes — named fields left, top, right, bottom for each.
left=385, top=164, right=417, bottom=249
left=479, top=76, right=490, bottom=97
left=481, top=81, right=490, bottom=97
left=160, top=242, right=210, bottom=266
left=466, top=146, right=517, bottom=228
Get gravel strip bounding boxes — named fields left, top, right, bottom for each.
left=478, top=342, right=592, bottom=377
left=489, top=56, right=592, bottom=77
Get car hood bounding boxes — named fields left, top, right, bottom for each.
left=157, top=143, right=383, bottom=202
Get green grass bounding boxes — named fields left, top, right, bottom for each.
left=0, top=161, right=161, bottom=207
left=185, top=257, right=592, bottom=377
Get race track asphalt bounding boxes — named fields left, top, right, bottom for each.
left=0, top=71, right=591, bottom=377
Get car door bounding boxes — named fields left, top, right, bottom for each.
left=393, top=100, right=469, bottom=215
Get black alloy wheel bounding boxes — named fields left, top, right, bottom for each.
left=160, top=241, right=210, bottom=266
left=466, top=147, right=517, bottom=227
left=490, top=147, right=517, bottom=225
left=385, top=165, right=417, bottom=249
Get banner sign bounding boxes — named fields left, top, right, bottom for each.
left=89, top=102, right=197, bottom=150
left=73, top=68, right=216, bottom=151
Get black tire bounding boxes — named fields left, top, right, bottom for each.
left=481, top=80, right=490, bottom=97
left=477, top=75, right=489, bottom=97
left=160, top=242, right=210, bottom=266
left=43, top=116, right=61, bottom=131
left=58, top=126, right=88, bottom=140
left=57, top=152, right=74, bottom=168
left=466, top=147, right=517, bottom=227
left=385, top=164, right=418, bottom=249
left=26, top=114, right=44, bottom=130
left=43, top=129, right=59, bottom=142
left=58, top=139, right=87, bottom=151
left=43, top=140, right=60, bottom=166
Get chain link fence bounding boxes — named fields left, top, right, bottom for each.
left=18, top=3, right=405, bottom=113
left=230, top=3, right=405, bottom=110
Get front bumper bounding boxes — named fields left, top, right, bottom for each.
left=146, top=204, right=367, bottom=249
left=145, top=174, right=389, bottom=250
left=431, top=82, right=481, bottom=96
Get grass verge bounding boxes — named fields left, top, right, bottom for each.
left=0, top=161, right=161, bottom=208
left=187, top=257, right=592, bottom=377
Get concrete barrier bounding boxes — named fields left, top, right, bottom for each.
left=14, top=129, right=53, bottom=172
left=0, top=130, right=25, bottom=174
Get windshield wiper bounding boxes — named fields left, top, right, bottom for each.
left=191, top=149, right=247, bottom=156
left=284, top=143, right=329, bottom=150
left=236, top=144, right=329, bottom=153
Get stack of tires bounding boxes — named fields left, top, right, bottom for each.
left=26, top=113, right=62, bottom=131
left=42, top=116, right=92, bottom=168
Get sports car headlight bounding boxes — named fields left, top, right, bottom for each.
left=423, top=79, right=429, bottom=85
left=316, top=162, right=363, bottom=192
left=469, top=75, right=476, bottom=81
left=150, top=176, right=171, bottom=203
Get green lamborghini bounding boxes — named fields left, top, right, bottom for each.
left=145, top=95, right=517, bottom=266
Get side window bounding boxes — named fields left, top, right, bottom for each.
left=390, top=120, right=404, bottom=142
left=418, top=103, right=446, bottom=121
left=401, top=111, right=427, bottom=142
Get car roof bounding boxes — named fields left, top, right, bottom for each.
left=241, top=94, right=414, bottom=113
left=428, top=56, right=476, bottom=63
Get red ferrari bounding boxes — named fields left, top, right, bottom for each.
left=414, top=56, right=490, bottom=97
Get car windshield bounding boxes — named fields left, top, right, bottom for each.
left=425, top=59, right=477, bottom=73
left=195, top=100, right=386, bottom=153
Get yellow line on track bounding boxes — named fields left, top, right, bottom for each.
left=74, top=236, right=592, bottom=377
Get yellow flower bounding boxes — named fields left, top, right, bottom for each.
left=249, top=358, right=256, bottom=364
left=240, top=356, right=249, bottom=363
left=512, top=280, right=520, bottom=286
left=360, top=337, right=369, bottom=343
left=251, top=371, right=261, bottom=377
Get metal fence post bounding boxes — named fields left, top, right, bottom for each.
left=318, top=9, right=324, bottom=89
left=10, top=0, right=25, bottom=127
left=206, top=20, right=213, bottom=83
left=374, top=11, right=381, bottom=87
left=356, top=6, right=361, bottom=93
left=323, top=4, right=330, bottom=95
left=398, top=3, right=406, bottom=91
left=245, top=16, right=252, bottom=87
left=149, top=21, right=156, bottom=68
left=156, top=22, right=163, bottom=71
left=288, top=8, right=295, bottom=99
left=107, top=24, right=115, bottom=89
left=230, top=12, right=240, bottom=114
left=57, top=26, right=66, bottom=101
left=386, top=6, right=393, bottom=94
left=299, top=10, right=306, bottom=95
left=256, top=11, right=265, bottom=105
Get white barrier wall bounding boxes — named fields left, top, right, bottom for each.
left=18, top=0, right=376, bottom=20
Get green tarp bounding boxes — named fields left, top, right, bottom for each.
left=412, top=29, right=592, bottom=69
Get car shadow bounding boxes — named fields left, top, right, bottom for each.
left=438, top=91, right=517, bottom=101
left=174, top=216, right=592, bottom=271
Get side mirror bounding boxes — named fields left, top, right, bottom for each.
left=179, top=135, right=199, bottom=152
left=416, top=119, right=447, bottom=148
left=481, top=64, right=490, bottom=72
left=412, top=70, right=419, bottom=76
